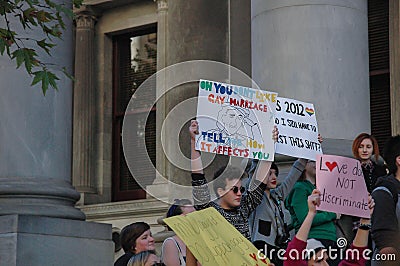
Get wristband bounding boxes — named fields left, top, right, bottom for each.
left=358, top=223, right=371, bottom=230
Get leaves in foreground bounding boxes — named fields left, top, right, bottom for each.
left=0, top=0, right=83, bottom=94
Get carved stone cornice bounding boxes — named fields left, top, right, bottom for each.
left=75, top=13, right=96, bottom=29
left=78, top=199, right=169, bottom=220
left=156, top=0, right=168, bottom=12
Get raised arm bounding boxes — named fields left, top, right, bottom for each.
left=249, top=125, right=279, bottom=186
left=189, top=120, right=211, bottom=209
left=242, top=126, right=278, bottom=214
left=190, top=120, right=203, bottom=174
left=273, top=158, right=306, bottom=199
left=284, top=190, right=320, bottom=266
left=352, top=195, right=374, bottom=248
left=296, top=189, right=320, bottom=241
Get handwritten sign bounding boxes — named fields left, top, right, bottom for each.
left=164, top=207, right=271, bottom=266
left=316, top=154, right=370, bottom=218
left=196, top=79, right=277, bottom=161
left=275, top=97, right=322, bottom=160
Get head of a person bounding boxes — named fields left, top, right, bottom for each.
left=127, top=250, right=163, bottom=266
left=300, top=160, right=316, bottom=181
left=305, top=239, right=329, bottom=266
left=266, top=163, right=279, bottom=189
left=383, top=135, right=400, bottom=174
left=352, top=133, right=380, bottom=163
left=166, top=199, right=195, bottom=218
left=165, top=199, right=196, bottom=230
left=120, top=222, right=155, bottom=254
left=213, top=166, right=247, bottom=209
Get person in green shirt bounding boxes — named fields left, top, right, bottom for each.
left=285, top=160, right=339, bottom=266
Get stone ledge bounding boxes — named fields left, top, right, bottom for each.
left=0, top=214, right=111, bottom=240
left=78, top=198, right=169, bottom=220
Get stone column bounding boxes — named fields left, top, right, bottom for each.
left=147, top=0, right=169, bottom=200
left=162, top=0, right=230, bottom=200
left=252, top=0, right=370, bottom=155
left=0, top=1, right=113, bottom=265
left=0, top=14, right=84, bottom=223
left=73, top=10, right=97, bottom=194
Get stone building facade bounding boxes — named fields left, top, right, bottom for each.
left=71, top=0, right=400, bottom=261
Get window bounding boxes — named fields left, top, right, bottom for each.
left=112, top=24, right=157, bottom=201
left=368, top=0, right=391, bottom=152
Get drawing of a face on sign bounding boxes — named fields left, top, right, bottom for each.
left=216, top=104, right=259, bottom=141
left=218, top=105, right=247, bottom=136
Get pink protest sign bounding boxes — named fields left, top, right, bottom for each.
left=316, top=154, right=370, bottom=218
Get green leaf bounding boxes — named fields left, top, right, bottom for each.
left=23, top=7, right=38, bottom=27
left=73, top=0, right=83, bottom=8
left=31, top=70, right=44, bottom=86
left=12, top=48, right=38, bottom=73
left=31, top=69, right=59, bottom=95
left=37, top=39, right=55, bottom=55
left=47, top=71, right=59, bottom=90
left=56, top=5, right=73, bottom=19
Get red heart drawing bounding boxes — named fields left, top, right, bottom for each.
left=325, top=161, right=338, bottom=172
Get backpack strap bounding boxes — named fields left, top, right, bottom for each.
left=372, top=186, right=398, bottom=205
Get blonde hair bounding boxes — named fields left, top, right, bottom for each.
left=127, top=251, right=156, bottom=266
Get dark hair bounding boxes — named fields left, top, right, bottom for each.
left=383, top=135, right=400, bottom=174
left=352, top=133, right=380, bottom=162
left=165, top=199, right=193, bottom=231
left=305, top=247, right=324, bottom=261
left=270, top=162, right=279, bottom=176
left=120, top=222, right=150, bottom=253
left=213, top=165, right=248, bottom=196
left=166, top=199, right=193, bottom=218
left=299, top=170, right=307, bottom=181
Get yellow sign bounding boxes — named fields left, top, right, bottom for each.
left=164, top=207, right=271, bottom=266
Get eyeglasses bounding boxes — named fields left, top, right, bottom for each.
left=230, top=186, right=245, bottom=194
left=152, top=263, right=166, bottom=266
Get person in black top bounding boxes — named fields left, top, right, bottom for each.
left=337, top=133, right=389, bottom=262
left=189, top=120, right=277, bottom=241
left=371, top=135, right=400, bottom=266
left=352, top=133, right=388, bottom=193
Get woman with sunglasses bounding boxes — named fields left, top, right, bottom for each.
left=189, top=120, right=278, bottom=241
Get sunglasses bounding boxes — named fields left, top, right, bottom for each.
left=152, top=263, right=166, bottom=266
left=230, top=186, right=245, bottom=194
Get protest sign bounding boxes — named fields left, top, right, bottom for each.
left=196, top=79, right=277, bottom=161
left=164, top=207, right=271, bottom=266
left=275, top=97, right=322, bottom=160
left=316, top=154, right=370, bottom=218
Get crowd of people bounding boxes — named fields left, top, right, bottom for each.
left=114, top=121, right=400, bottom=266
